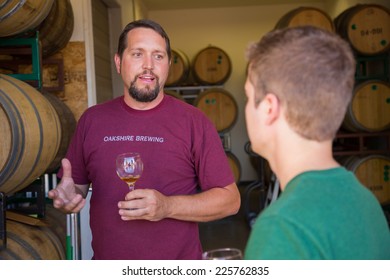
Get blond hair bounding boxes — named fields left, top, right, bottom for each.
left=246, top=26, right=355, bottom=141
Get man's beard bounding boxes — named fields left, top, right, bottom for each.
left=128, top=74, right=160, bottom=103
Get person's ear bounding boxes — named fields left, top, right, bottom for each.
left=114, top=53, right=121, bottom=74
left=262, top=93, right=280, bottom=125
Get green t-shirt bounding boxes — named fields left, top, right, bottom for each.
left=245, top=168, right=390, bottom=259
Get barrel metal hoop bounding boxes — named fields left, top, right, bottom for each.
left=0, top=75, right=43, bottom=190
left=0, top=0, right=27, bottom=21
left=0, top=88, right=24, bottom=186
left=6, top=231, right=42, bottom=259
left=0, top=0, right=13, bottom=10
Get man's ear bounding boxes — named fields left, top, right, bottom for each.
left=262, top=93, right=280, bottom=125
left=114, top=53, right=121, bottom=74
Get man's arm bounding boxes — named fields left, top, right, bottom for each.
left=118, top=182, right=241, bottom=222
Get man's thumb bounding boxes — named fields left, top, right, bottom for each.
left=61, top=158, right=72, bottom=178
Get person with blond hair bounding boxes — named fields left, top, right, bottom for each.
left=243, top=26, right=390, bottom=259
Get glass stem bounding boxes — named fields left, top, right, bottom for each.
left=128, top=184, right=135, bottom=191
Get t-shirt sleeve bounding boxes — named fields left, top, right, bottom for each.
left=192, top=114, right=235, bottom=190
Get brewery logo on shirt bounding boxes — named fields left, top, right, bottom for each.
left=103, top=135, right=164, bottom=143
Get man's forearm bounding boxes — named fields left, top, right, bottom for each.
left=166, top=183, right=240, bottom=222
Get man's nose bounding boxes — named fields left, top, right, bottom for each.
left=143, top=55, right=154, bottom=70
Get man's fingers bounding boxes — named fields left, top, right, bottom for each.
left=71, top=198, right=87, bottom=213
left=53, top=198, right=65, bottom=209
left=63, top=194, right=85, bottom=213
left=47, top=189, right=58, bottom=199
left=61, top=158, right=72, bottom=178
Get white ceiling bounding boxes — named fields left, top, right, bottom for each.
left=143, top=0, right=325, bottom=11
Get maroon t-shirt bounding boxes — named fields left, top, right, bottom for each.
left=59, top=94, right=235, bottom=259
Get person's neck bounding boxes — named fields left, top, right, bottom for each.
left=123, top=92, right=164, bottom=110
left=269, top=135, right=339, bottom=191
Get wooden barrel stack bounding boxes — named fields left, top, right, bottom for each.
left=0, top=218, right=65, bottom=260
left=0, top=74, right=61, bottom=195
left=334, top=5, right=390, bottom=135
left=193, top=88, right=240, bottom=182
left=166, top=46, right=232, bottom=87
left=343, top=80, right=390, bottom=133
left=334, top=4, right=390, bottom=206
left=270, top=5, right=390, bottom=208
left=192, top=46, right=232, bottom=85
left=340, top=155, right=390, bottom=206
left=193, top=88, right=238, bottom=134
left=38, top=0, right=74, bottom=57
left=165, top=46, right=240, bottom=182
left=0, top=76, right=70, bottom=258
left=0, top=0, right=74, bottom=57
left=0, top=0, right=55, bottom=37
left=274, top=6, right=335, bottom=32
left=165, top=49, right=190, bottom=87
left=334, top=4, right=390, bottom=56
left=0, top=0, right=75, bottom=260
left=42, top=90, right=76, bottom=174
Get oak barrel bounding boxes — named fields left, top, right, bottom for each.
left=0, top=74, right=61, bottom=195
left=166, top=49, right=190, bottom=86
left=0, top=218, right=65, bottom=259
left=193, top=88, right=238, bottom=133
left=275, top=7, right=334, bottom=32
left=341, top=155, right=390, bottom=205
left=42, top=91, right=76, bottom=174
left=37, top=0, right=74, bottom=57
left=227, top=152, right=241, bottom=184
left=342, top=80, right=390, bottom=132
left=0, top=0, right=54, bottom=37
left=42, top=204, right=67, bottom=253
left=192, top=46, right=231, bottom=85
left=334, top=4, right=390, bottom=55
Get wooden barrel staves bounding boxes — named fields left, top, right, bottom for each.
left=226, top=152, right=241, bottom=184
left=0, top=218, right=65, bottom=259
left=37, top=0, right=74, bottom=57
left=334, top=4, right=390, bottom=55
left=42, top=91, right=76, bottom=174
left=166, top=49, right=190, bottom=86
left=0, top=74, right=61, bottom=195
left=342, top=80, right=390, bottom=132
left=42, top=204, right=67, bottom=254
left=0, top=0, right=55, bottom=37
left=193, top=88, right=238, bottom=133
left=192, top=46, right=232, bottom=85
left=341, top=155, right=390, bottom=206
left=274, top=6, right=334, bottom=32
